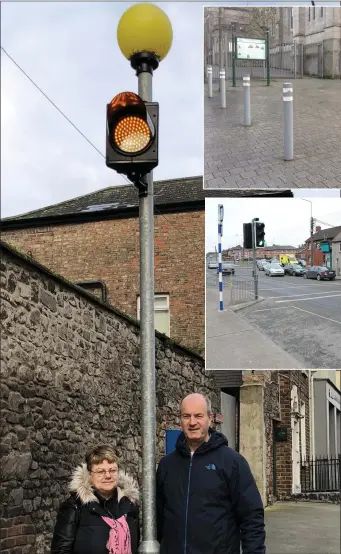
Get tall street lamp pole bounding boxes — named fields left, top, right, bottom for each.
left=299, top=198, right=313, bottom=266
left=117, top=5, right=173, bottom=554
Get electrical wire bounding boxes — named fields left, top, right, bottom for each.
left=1, top=45, right=202, bottom=253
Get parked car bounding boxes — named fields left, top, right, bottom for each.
left=208, top=261, right=218, bottom=269
left=265, top=263, right=285, bottom=277
left=257, top=259, right=267, bottom=270
left=217, top=263, right=235, bottom=275
left=304, top=266, right=336, bottom=281
left=298, top=260, right=307, bottom=267
left=283, top=264, right=306, bottom=276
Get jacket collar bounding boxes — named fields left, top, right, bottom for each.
left=69, top=463, right=140, bottom=505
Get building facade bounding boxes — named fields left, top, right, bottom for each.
left=207, top=370, right=311, bottom=506
left=225, top=244, right=300, bottom=260
left=304, top=225, right=341, bottom=267
left=2, top=177, right=211, bottom=354
left=332, top=231, right=341, bottom=277
left=313, top=378, right=341, bottom=458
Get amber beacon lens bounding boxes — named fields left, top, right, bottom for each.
left=114, top=116, right=151, bottom=153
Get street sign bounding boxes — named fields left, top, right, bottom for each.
left=319, top=242, right=331, bottom=253
left=236, top=37, right=266, bottom=61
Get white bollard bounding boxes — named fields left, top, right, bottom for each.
left=207, top=65, right=213, bottom=98
left=283, top=82, right=294, bottom=161
left=243, top=75, right=251, bottom=126
left=220, top=68, right=226, bottom=108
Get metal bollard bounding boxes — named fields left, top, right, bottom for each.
left=243, top=75, right=251, bottom=126
left=283, top=82, right=294, bottom=161
left=220, top=68, right=226, bottom=108
left=207, top=66, right=213, bottom=98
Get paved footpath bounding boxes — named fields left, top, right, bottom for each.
left=264, top=502, right=340, bottom=553
left=205, top=78, right=341, bottom=189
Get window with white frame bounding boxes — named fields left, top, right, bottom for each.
left=137, top=294, right=170, bottom=337
left=300, top=402, right=307, bottom=462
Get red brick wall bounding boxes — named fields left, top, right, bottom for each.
left=1, top=211, right=205, bottom=354
left=275, top=371, right=310, bottom=499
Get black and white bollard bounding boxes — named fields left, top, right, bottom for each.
left=220, top=68, right=226, bottom=108
left=283, top=82, right=294, bottom=161
left=243, top=75, right=251, bottom=126
left=207, top=65, right=213, bottom=98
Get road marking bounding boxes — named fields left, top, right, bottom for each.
left=254, top=307, right=291, bottom=312
left=267, top=291, right=341, bottom=299
left=275, top=294, right=341, bottom=303
left=293, top=306, right=341, bottom=325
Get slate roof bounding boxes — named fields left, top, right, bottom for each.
left=1, top=175, right=293, bottom=229
left=309, top=226, right=341, bottom=243
left=332, top=231, right=341, bottom=243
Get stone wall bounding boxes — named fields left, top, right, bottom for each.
left=0, top=242, right=220, bottom=554
left=1, top=208, right=205, bottom=355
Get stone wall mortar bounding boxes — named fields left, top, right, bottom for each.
left=0, top=245, right=219, bottom=554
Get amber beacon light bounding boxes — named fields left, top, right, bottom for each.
left=106, top=91, right=159, bottom=178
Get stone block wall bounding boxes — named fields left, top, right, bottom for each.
left=0, top=242, right=219, bottom=554
left=1, top=208, right=205, bottom=355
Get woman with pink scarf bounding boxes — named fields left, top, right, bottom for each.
left=51, top=444, right=140, bottom=554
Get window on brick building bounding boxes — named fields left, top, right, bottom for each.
left=137, top=294, right=170, bottom=336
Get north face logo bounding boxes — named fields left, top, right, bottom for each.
left=205, top=464, right=216, bottom=470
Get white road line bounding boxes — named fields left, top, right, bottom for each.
left=293, top=306, right=341, bottom=325
left=254, top=307, right=291, bottom=313
left=267, top=291, right=341, bottom=299
left=275, top=294, right=341, bottom=304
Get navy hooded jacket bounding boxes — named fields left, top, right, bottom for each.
left=156, top=429, right=266, bottom=554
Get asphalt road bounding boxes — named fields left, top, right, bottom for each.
left=206, top=266, right=341, bottom=368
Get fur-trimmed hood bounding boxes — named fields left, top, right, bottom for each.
left=69, top=463, right=140, bottom=505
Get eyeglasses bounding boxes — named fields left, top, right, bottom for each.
left=91, top=469, right=118, bottom=477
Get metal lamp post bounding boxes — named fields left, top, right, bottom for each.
left=117, top=5, right=173, bottom=553
left=299, top=198, right=313, bottom=267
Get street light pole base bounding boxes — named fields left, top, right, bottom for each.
left=130, top=52, right=159, bottom=75
left=138, top=540, right=160, bottom=553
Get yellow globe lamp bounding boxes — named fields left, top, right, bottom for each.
left=117, top=3, right=173, bottom=68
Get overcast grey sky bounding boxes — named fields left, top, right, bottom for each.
left=1, top=1, right=205, bottom=218
left=1, top=1, right=338, bottom=219
left=205, top=196, right=341, bottom=252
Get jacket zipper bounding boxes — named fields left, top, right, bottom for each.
left=184, top=456, right=193, bottom=554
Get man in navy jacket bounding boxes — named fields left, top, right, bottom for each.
left=156, top=393, right=266, bottom=554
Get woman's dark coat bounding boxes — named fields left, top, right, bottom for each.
left=51, top=464, right=140, bottom=554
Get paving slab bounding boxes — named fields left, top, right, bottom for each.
left=205, top=78, right=341, bottom=189
left=264, top=502, right=340, bottom=554
left=206, top=288, right=304, bottom=369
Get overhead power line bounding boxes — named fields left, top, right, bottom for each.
left=1, top=45, right=202, bottom=253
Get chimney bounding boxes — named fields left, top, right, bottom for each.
left=316, top=226, right=321, bottom=232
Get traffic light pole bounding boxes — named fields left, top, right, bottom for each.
left=137, top=66, right=159, bottom=554
left=252, top=218, right=258, bottom=300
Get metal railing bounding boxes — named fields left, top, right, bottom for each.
left=206, top=35, right=303, bottom=82
left=206, top=275, right=255, bottom=306
left=300, top=455, right=340, bottom=493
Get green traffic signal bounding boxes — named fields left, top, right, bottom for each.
left=255, top=222, right=265, bottom=248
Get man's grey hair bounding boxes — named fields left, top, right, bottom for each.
left=180, top=394, right=212, bottom=415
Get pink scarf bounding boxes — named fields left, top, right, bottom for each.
left=101, top=515, right=132, bottom=554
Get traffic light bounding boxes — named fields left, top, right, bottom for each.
left=243, top=223, right=252, bottom=249
left=255, top=222, right=265, bottom=248
left=106, top=91, right=159, bottom=180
